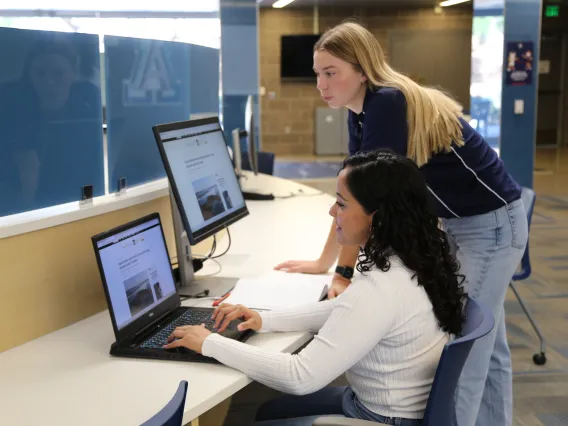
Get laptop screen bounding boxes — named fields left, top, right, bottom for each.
left=95, top=217, right=177, bottom=331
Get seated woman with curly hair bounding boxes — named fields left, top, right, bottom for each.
left=164, top=149, right=468, bottom=426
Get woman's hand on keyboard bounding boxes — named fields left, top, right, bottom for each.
left=212, top=304, right=262, bottom=333
left=163, top=324, right=211, bottom=353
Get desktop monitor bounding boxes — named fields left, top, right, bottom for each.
left=153, top=117, right=249, bottom=297
left=244, top=94, right=258, bottom=176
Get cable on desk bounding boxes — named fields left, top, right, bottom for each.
left=210, top=228, right=231, bottom=259
left=197, top=258, right=223, bottom=277
left=178, top=258, right=223, bottom=302
left=208, top=235, right=217, bottom=258
left=193, top=228, right=231, bottom=267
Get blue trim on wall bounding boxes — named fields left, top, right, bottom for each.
left=500, top=0, right=543, bottom=189
left=220, top=0, right=260, bottom=150
left=220, top=4, right=257, bottom=26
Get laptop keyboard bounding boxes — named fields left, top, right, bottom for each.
left=139, top=310, right=215, bottom=350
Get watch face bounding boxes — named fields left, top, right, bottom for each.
left=336, top=266, right=354, bottom=279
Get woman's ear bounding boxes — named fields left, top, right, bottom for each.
left=369, top=210, right=378, bottom=232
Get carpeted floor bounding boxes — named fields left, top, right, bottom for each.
left=274, top=161, right=342, bottom=180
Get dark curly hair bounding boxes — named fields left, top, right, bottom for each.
left=341, top=150, right=467, bottom=336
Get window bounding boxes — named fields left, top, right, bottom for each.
left=470, top=2, right=505, bottom=151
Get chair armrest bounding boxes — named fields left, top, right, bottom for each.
left=312, top=416, right=378, bottom=426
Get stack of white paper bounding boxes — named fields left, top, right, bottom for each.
left=222, top=271, right=330, bottom=310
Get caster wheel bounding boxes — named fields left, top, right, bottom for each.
left=533, top=352, right=546, bottom=365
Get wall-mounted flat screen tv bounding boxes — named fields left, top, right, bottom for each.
left=280, top=34, right=321, bottom=81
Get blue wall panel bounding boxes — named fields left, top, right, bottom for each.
left=220, top=0, right=260, bottom=150
left=500, top=0, right=542, bottom=188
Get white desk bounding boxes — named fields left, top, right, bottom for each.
left=0, top=173, right=335, bottom=426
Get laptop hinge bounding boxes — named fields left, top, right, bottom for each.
left=131, top=310, right=175, bottom=344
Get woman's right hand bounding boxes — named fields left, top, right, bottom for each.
left=274, top=259, right=330, bottom=274
left=212, top=304, right=262, bottom=333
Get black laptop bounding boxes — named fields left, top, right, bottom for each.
left=91, top=212, right=252, bottom=363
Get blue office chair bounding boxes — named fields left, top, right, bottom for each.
left=140, top=380, right=188, bottom=426
left=509, top=187, right=546, bottom=365
left=312, top=297, right=495, bottom=426
left=242, top=151, right=275, bottom=175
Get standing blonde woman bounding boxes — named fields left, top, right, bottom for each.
left=275, top=22, right=528, bottom=426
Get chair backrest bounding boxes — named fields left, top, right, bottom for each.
left=140, top=381, right=188, bottom=426
left=242, top=151, right=275, bottom=175
left=421, top=298, right=495, bottom=426
left=514, top=187, right=536, bottom=281
left=258, top=151, right=275, bottom=175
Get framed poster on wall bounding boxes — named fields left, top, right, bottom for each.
left=505, top=41, right=534, bottom=86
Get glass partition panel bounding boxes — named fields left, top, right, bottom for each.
left=104, top=36, right=191, bottom=191
left=0, top=27, right=103, bottom=216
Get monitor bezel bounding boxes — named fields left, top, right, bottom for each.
left=91, top=212, right=180, bottom=344
left=152, top=117, right=249, bottom=245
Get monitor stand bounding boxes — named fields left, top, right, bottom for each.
left=170, top=188, right=238, bottom=298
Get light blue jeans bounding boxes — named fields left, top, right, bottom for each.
left=254, top=386, right=422, bottom=426
left=441, top=199, right=528, bottom=426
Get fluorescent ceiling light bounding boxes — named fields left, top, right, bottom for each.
left=439, top=0, right=471, bottom=6
left=272, top=0, right=296, bottom=8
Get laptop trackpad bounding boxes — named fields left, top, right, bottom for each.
left=207, top=318, right=249, bottom=340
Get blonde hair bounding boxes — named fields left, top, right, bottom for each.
left=314, top=21, right=464, bottom=167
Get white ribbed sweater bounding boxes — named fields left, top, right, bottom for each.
left=202, top=259, right=448, bottom=419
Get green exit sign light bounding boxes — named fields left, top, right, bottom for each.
left=545, top=5, right=559, bottom=17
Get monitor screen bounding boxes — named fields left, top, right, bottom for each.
left=154, top=118, right=249, bottom=244
left=96, top=217, right=177, bottom=331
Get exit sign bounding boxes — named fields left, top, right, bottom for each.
left=545, top=5, right=560, bottom=17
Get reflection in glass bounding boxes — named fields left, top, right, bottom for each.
left=0, top=28, right=103, bottom=216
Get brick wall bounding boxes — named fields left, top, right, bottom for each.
left=259, top=6, right=473, bottom=155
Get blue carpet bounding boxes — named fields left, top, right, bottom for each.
left=274, top=161, right=342, bottom=179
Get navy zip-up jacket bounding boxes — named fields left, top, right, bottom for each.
left=347, top=88, right=521, bottom=218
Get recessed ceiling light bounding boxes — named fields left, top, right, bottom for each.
left=273, top=0, right=296, bottom=8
